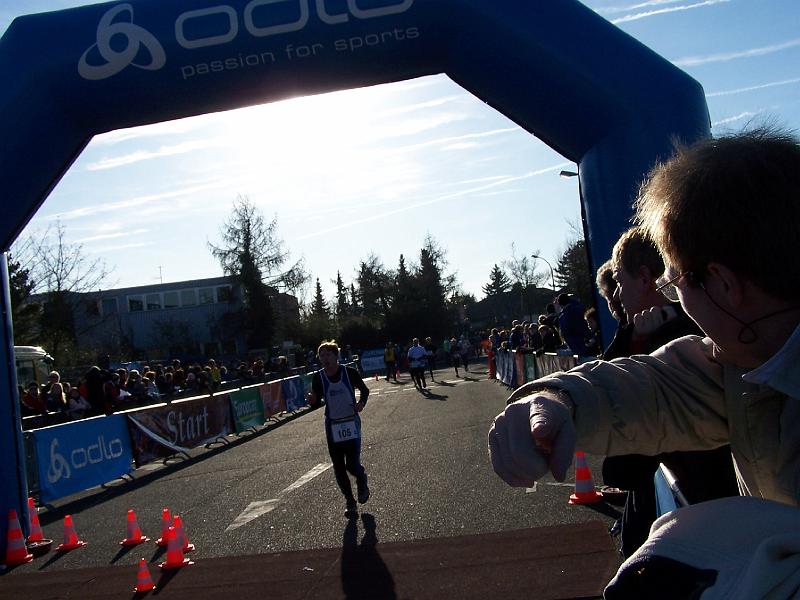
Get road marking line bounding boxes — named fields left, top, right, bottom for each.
left=226, top=463, right=331, bottom=531
left=384, top=390, right=398, bottom=394
left=280, top=463, right=331, bottom=495
left=226, top=499, right=280, bottom=531
left=526, top=483, right=538, bottom=493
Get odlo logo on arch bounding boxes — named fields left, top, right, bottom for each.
left=78, top=3, right=166, bottom=81
left=78, top=0, right=415, bottom=81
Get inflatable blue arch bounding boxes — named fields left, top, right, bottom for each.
left=0, top=0, right=710, bottom=544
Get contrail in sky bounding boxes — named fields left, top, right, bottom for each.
left=675, top=38, right=800, bottom=67
left=611, top=0, right=730, bottom=24
left=706, top=77, right=800, bottom=97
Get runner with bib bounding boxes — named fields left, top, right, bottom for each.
left=308, top=340, right=370, bottom=518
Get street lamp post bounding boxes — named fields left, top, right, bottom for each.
left=532, top=254, right=556, bottom=292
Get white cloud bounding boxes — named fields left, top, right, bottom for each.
left=86, top=139, right=222, bottom=170
left=706, top=77, right=800, bottom=97
left=297, top=162, right=570, bottom=240
left=441, top=142, right=481, bottom=151
left=392, top=128, right=518, bottom=154
left=611, top=0, right=730, bottom=24
left=88, top=242, right=155, bottom=253
left=75, top=228, right=149, bottom=243
left=47, top=179, right=233, bottom=221
left=675, top=38, right=800, bottom=67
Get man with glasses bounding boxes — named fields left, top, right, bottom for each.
left=488, top=128, right=800, bottom=595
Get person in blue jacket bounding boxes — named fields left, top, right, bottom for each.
left=556, top=293, right=593, bottom=357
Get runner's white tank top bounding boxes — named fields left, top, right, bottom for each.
left=320, top=366, right=356, bottom=420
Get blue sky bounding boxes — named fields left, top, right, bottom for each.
left=2, top=0, right=799, bottom=305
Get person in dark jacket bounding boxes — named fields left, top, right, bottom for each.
left=602, top=227, right=738, bottom=557
left=557, top=293, right=593, bottom=357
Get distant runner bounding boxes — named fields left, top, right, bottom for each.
left=308, top=340, right=370, bottom=518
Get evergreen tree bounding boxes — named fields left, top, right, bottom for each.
left=7, top=253, right=39, bottom=345
left=554, top=239, right=594, bottom=305
left=311, top=278, right=329, bottom=317
left=334, top=271, right=350, bottom=318
left=482, top=264, right=512, bottom=297
left=349, top=283, right=360, bottom=315
left=415, top=236, right=450, bottom=339
left=356, top=254, right=392, bottom=321
left=209, top=195, right=307, bottom=352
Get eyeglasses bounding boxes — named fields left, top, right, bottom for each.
left=655, top=271, right=692, bottom=302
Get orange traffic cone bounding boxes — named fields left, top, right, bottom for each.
left=55, top=514, right=87, bottom=551
left=133, top=557, right=156, bottom=593
left=121, top=509, right=149, bottom=546
left=173, top=515, right=195, bottom=552
left=568, top=451, right=603, bottom=505
left=4, top=509, right=33, bottom=566
left=159, top=527, right=193, bottom=570
left=155, top=508, right=172, bottom=547
left=26, top=497, right=44, bottom=543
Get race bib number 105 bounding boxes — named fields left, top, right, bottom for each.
left=331, top=419, right=359, bottom=443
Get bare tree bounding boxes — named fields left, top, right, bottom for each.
left=503, top=243, right=547, bottom=315
left=14, top=221, right=113, bottom=364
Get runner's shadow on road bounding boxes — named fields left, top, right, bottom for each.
left=462, top=376, right=481, bottom=382
left=421, top=390, right=447, bottom=401
left=584, top=502, right=623, bottom=520
left=435, top=381, right=456, bottom=387
left=341, top=513, right=396, bottom=600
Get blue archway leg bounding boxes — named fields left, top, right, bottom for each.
left=0, top=253, right=29, bottom=555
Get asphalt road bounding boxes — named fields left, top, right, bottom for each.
left=5, top=358, right=620, bottom=577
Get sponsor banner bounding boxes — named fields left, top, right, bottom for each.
left=535, top=353, right=577, bottom=378
left=514, top=352, right=526, bottom=387
left=524, top=353, right=538, bottom=382
left=495, top=350, right=514, bottom=386
left=301, top=373, right=314, bottom=396
left=33, top=415, right=133, bottom=503
left=127, top=396, right=233, bottom=466
left=359, top=349, right=385, bottom=373
left=260, top=381, right=285, bottom=418
left=228, top=388, right=266, bottom=433
left=281, top=376, right=306, bottom=412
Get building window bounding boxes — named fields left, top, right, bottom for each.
left=198, top=287, right=214, bottom=305
left=216, top=286, right=233, bottom=302
left=163, top=291, right=179, bottom=309
left=146, top=293, right=161, bottom=311
left=86, top=300, right=100, bottom=316
left=128, top=296, right=144, bottom=312
left=181, top=289, right=197, bottom=307
left=101, top=298, right=118, bottom=316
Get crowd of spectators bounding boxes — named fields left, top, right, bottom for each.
left=18, top=352, right=324, bottom=426
left=486, top=292, right=602, bottom=362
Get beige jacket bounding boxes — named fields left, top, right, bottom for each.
left=531, top=329, right=800, bottom=506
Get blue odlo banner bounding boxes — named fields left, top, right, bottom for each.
left=281, top=376, right=307, bottom=412
left=33, top=415, right=133, bottom=503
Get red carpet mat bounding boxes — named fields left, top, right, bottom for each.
left=2, top=521, right=620, bottom=599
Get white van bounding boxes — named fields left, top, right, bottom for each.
left=14, top=345, right=54, bottom=389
